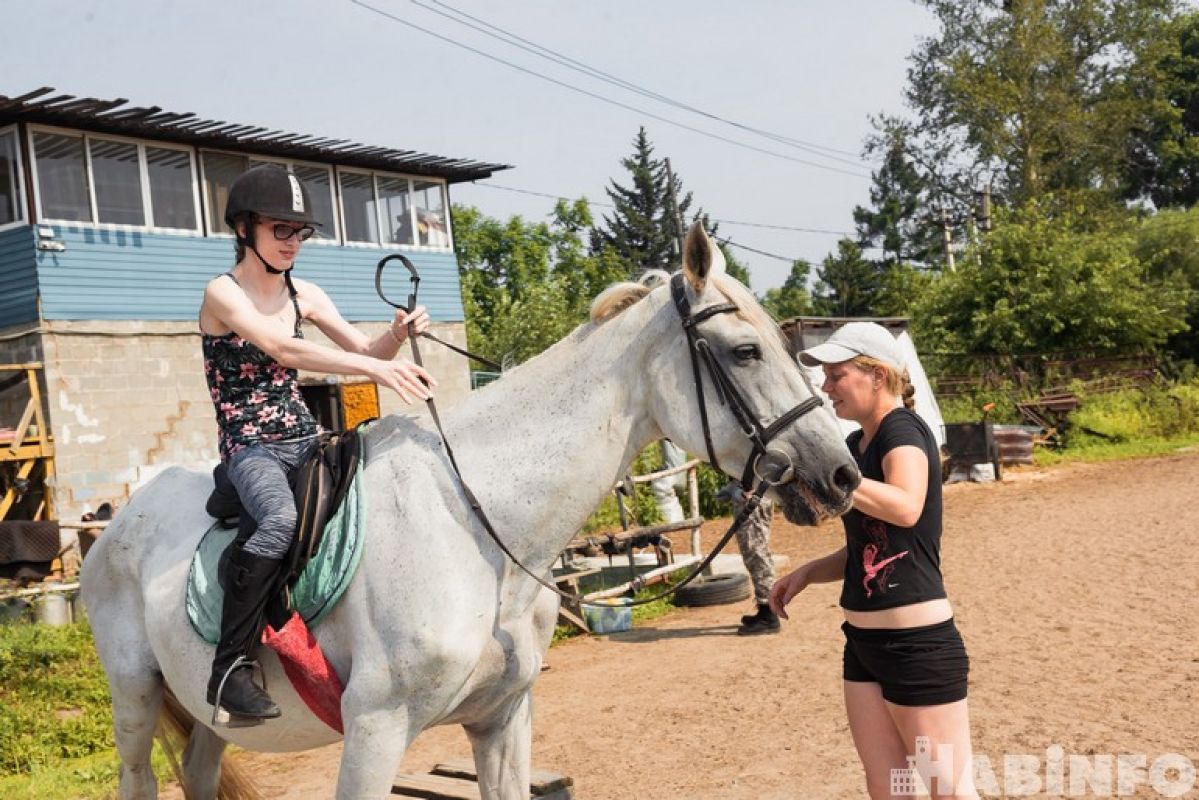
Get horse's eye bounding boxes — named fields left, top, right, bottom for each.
left=734, top=344, right=762, bottom=361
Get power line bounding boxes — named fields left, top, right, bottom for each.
left=417, top=0, right=871, bottom=169
left=348, top=0, right=872, bottom=180
left=467, top=183, right=853, bottom=237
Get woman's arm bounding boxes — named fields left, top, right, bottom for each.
left=768, top=546, right=847, bottom=619
left=851, top=445, right=928, bottom=527
left=297, top=280, right=430, bottom=360
left=203, top=277, right=434, bottom=402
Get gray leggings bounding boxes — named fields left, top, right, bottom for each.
left=226, top=437, right=319, bottom=559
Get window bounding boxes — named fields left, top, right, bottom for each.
left=412, top=180, right=449, bottom=247
left=31, top=128, right=199, bottom=230
left=377, top=176, right=412, bottom=245
left=32, top=131, right=91, bottom=222
left=146, top=147, right=197, bottom=230
left=337, top=171, right=451, bottom=249
left=0, top=128, right=23, bottom=226
left=201, top=153, right=337, bottom=238
left=201, top=152, right=248, bottom=234
left=338, top=171, right=379, bottom=244
left=90, top=139, right=144, bottom=225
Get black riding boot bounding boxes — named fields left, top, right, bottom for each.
left=737, top=603, right=781, bottom=636
left=206, top=546, right=284, bottom=720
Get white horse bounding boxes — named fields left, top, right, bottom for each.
left=81, top=224, right=859, bottom=799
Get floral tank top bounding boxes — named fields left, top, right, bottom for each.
left=201, top=273, right=319, bottom=462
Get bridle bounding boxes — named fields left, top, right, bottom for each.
left=669, top=272, right=823, bottom=492
left=375, top=256, right=825, bottom=607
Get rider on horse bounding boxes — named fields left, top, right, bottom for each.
left=198, top=164, right=436, bottom=722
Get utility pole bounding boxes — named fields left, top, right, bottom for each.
left=664, top=158, right=686, bottom=268
left=939, top=206, right=956, bottom=273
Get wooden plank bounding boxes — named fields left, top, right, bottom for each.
left=432, top=760, right=573, bottom=796
left=556, top=606, right=589, bottom=633
left=391, top=773, right=483, bottom=799
left=8, top=398, right=34, bottom=456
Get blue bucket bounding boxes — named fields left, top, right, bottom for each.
left=583, top=597, right=632, bottom=634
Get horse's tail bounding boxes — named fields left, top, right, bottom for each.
left=157, top=687, right=263, bottom=800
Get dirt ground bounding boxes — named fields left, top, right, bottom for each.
left=167, top=452, right=1199, bottom=798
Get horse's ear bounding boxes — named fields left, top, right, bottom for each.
left=682, top=222, right=725, bottom=294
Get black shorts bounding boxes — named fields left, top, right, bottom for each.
left=842, top=618, right=969, bottom=707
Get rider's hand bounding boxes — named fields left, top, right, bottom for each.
left=370, top=358, right=436, bottom=403
left=768, top=567, right=809, bottom=621
left=391, top=305, right=431, bottom=342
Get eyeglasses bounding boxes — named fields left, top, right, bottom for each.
left=266, top=222, right=316, bottom=242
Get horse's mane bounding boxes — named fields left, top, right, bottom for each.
left=589, top=274, right=792, bottom=362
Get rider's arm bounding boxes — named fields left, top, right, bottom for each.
left=203, top=277, right=432, bottom=401
left=297, top=280, right=429, bottom=361
left=851, top=445, right=928, bottom=528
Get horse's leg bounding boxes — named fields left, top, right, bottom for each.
left=335, top=702, right=417, bottom=798
left=89, top=589, right=164, bottom=800
left=465, top=690, right=533, bottom=800
left=181, top=723, right=227, bottom=799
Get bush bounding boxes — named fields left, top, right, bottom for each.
left=1068, top=379, right=1199, bottom=445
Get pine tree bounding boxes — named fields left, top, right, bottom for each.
left=591, top=127, right=700, bottom=276
left=852, top=132, right=941, bottom=268
left=813, top=240, right=882, bottom=317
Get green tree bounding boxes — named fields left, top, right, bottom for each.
left=871, top=0, right=1177, bottom=224
left=454, top=200, right=621, bottom=365
left=913, top=198, right=1190, bottom=356
left=760, top=259, right=814, bottom=320
left=1122, top=10, right=1199, bottom=208
left=590, top=127, right=703, bottom=275
left=1135, top=208, right=1199, bottom=362
left=813, top=240, right=882, bottom=317
left=853, top=130, right=942, bottom=268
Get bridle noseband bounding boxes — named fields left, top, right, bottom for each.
left=669, top=272, right=823, bottom=492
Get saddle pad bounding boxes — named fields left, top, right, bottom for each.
left=186, top=462, right=366, bottom=645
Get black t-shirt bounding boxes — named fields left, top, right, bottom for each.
left=839, top=408, right=946, bottom=612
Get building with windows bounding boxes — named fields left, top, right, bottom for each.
left=0, top=87, right=508, bottom=521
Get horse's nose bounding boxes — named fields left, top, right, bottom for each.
left=831, top=462, right=861, bottom=497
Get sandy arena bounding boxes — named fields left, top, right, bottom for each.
left=163, top=452, right=1199, bottom=798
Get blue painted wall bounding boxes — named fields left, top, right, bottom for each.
left=33, top=224, right=465, bottom=322
left=0, top=225, right=37, bottom=328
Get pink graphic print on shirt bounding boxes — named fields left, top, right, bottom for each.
left=861, top=516, right=909, bottom=599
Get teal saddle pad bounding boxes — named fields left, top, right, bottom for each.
left=186, top=463, right=366, bottom=645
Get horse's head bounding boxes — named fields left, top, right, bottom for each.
left=630, top=223, right=859, bottom=524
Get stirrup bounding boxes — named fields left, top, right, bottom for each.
left=210, top=655, right=269, bottom=728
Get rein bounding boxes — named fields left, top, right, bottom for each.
left=374, top=255, right=822, bottom=608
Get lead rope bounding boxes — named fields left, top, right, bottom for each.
left=375, top=254, right=769, bottom=608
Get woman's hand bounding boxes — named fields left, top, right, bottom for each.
left=768, top=567, right=810, bottom=620
left=390, top=305, right=431, bottom=343
left=369, top=357, right=436, bottom=403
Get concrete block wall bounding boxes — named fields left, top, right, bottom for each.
left=39, top=320, right=471, bottom=521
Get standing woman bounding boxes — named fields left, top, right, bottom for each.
left=770, top=323, right=978, bottom=799
left=199, top=164, right=435, bottom=722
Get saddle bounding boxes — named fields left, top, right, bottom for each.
left=205, top=427, right=364, bottom=621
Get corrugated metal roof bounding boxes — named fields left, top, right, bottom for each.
left=0, top=87, right=511, bottom=184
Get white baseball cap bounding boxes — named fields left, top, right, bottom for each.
left=798, top=321, right=905, bottom=372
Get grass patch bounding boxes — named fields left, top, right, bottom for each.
left=0, top=620, right=174, bottom=798
left=1033, top=431, right=1199, bottom=466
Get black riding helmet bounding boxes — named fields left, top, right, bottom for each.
left=224, top=165, right=320, bottom=275
left=224, top=164, right=321, bottom=228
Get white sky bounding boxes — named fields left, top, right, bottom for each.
left=1, top=0, right=939, bottom=290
